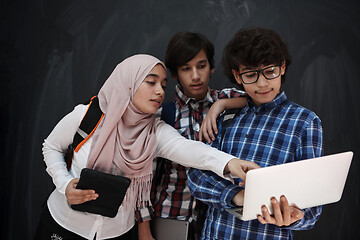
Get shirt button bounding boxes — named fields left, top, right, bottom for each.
left=245, top=134, right=249, bottom=138
left=194, top=124, right=200, bottom=132
left=191, top=101, right=199, bottom=109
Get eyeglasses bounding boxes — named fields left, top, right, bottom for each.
left=234, top=65, right=281, bottom=84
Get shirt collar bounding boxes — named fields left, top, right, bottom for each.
left=174, top=84, right=213, bottom=108
left=246, top=91, right=288, bottom=113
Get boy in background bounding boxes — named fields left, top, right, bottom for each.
left=137, top=31, right=246, bottom=240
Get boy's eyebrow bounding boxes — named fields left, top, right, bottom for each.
left=197, top=59, right=207, bottom=64
left=241, top=64, right=276, bottom=72
left=241, top=67, right=256, bottom=71
left=182, top=59, right=208, bottom=66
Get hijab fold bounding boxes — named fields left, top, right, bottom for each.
left=87, top=54, right=165, bottom=209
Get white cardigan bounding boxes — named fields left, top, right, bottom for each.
left=42, top=104, right=234, bottom=239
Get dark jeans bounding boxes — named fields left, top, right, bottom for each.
left=34, top=205, right=136, bottom=240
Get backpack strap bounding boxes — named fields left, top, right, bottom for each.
left=65, top=96, right=104, bottom=170
left=220, top=108, right=241, bottom=145
left=160, top=102, right=176, bottom=126
left=73, top=96, right=104, bottom=152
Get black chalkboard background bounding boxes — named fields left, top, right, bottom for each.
left=2, top=0, right=360, bottom=239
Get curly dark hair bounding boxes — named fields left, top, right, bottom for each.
left=222, top=27, right=292, bottom=90
left=165, top=31, right=214, bottom=77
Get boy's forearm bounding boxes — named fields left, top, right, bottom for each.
left=187, top=168, right=242, bottom=209
left=221, top=97, right=247, bottom=110
left=138, top=220, right=154, bottom=240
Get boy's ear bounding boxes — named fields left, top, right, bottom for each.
left=281, top=61, right=286, bottom=75
left=232, top=70, right=242, bottom=85
left=210, top=68, right=215, bottom=74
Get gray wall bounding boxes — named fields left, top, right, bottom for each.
left=2, top=0, right=360, bottom=239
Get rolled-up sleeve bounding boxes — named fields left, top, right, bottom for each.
left=187, top=168, right=242, bottom=209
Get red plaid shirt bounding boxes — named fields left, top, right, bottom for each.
left=135, top=85, right=244, bottom=222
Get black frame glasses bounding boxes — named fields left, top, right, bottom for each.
left=234, top=65, right=282, bottom=84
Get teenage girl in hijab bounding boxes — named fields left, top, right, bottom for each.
left=35, top=54, right=258, bottom=240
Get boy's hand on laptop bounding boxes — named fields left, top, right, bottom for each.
left=257, top=195, right=304, bottom=226
left=225, top=158, right=260, bottom=182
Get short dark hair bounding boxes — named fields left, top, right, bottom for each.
left=165, top=31, right=214, bottom=77
left=222, top=27, right=292, bottom=89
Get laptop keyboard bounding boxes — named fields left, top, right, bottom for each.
left=235, top=207, right=243, bottom=216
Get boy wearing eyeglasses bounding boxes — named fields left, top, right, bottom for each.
left=187, top=27, right=323, bottom=239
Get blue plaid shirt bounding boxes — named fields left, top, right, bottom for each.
left=188, top=91, right=323, bottom=240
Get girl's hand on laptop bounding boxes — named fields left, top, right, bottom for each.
left=224, top=158, right=260, bottom=182
left=257, top=195, right=304, bottom=226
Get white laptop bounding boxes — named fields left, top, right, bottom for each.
left=226, top=151, right=353, bottom=221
